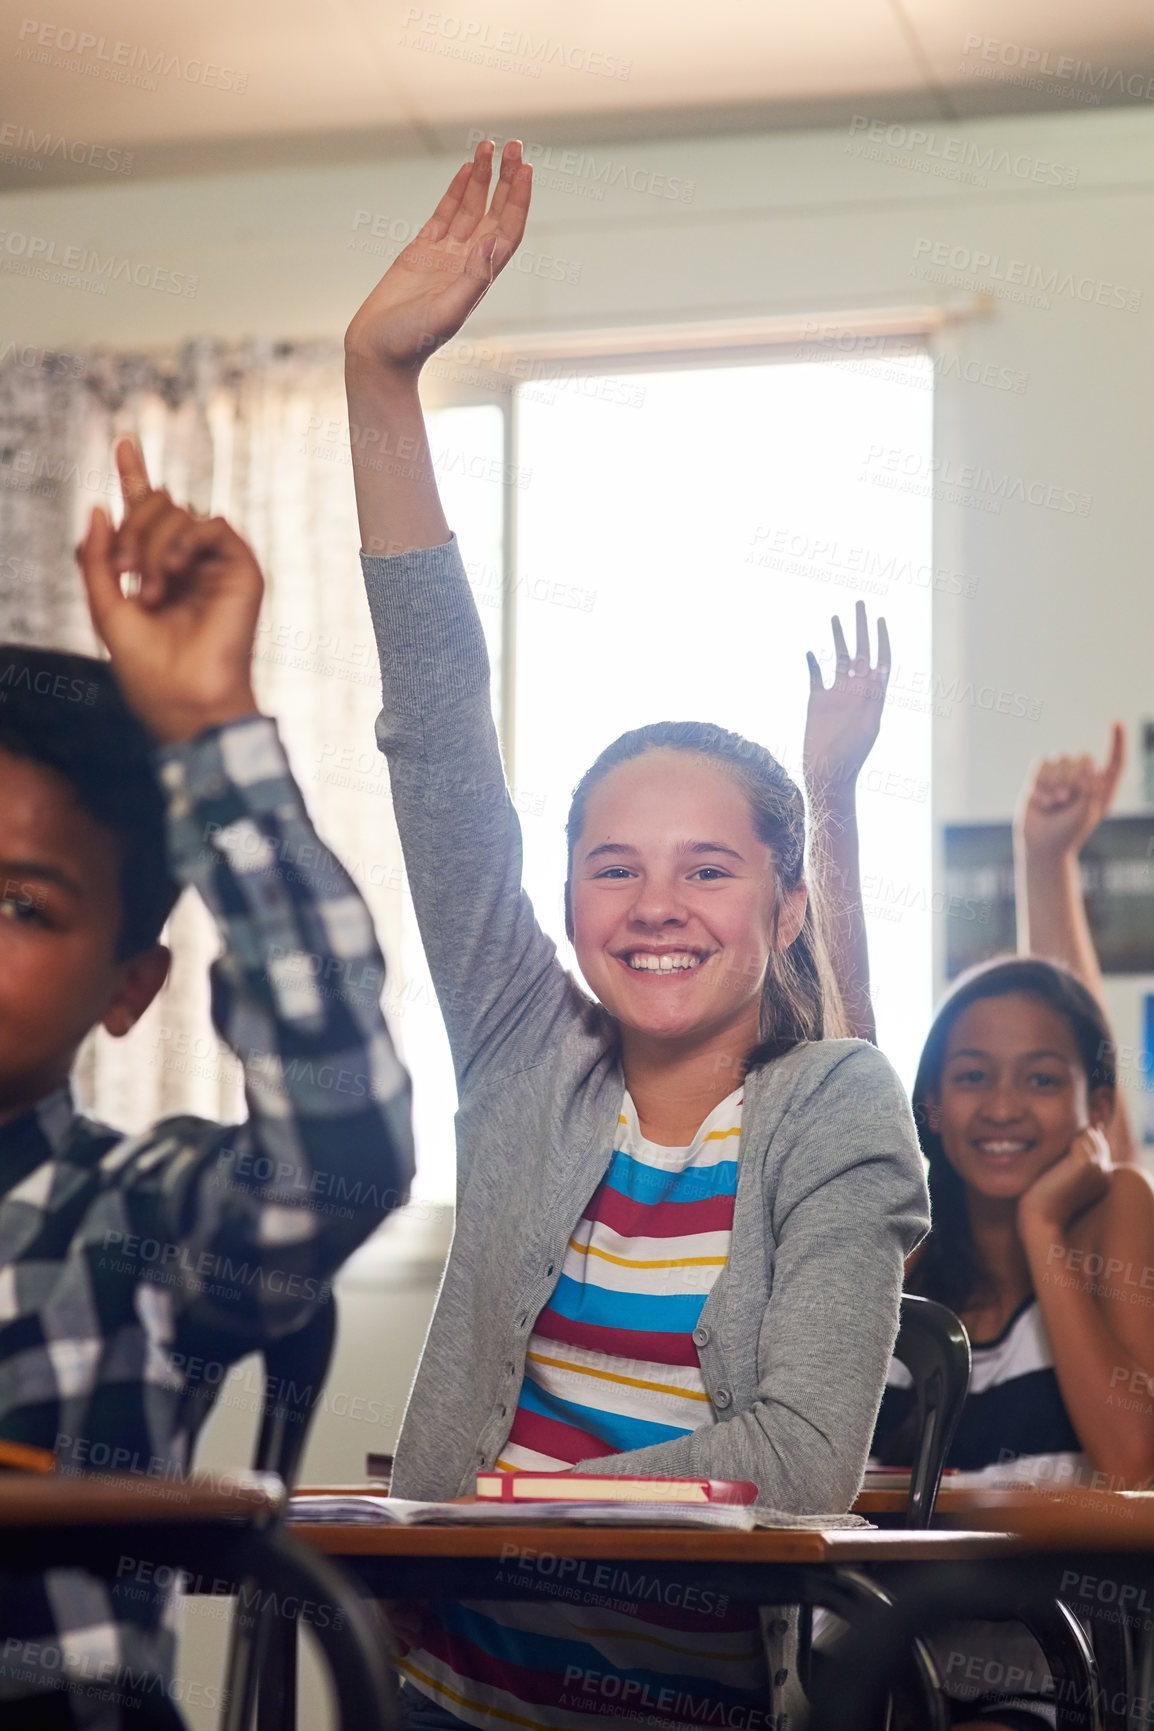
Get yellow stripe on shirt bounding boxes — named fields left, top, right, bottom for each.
left=525, top=1350, right=712, bottom=1401
left=397, top=1659, right=560, bottom=1731
left=566, top=1236, right=727, bottom=1272
left=615, top=1116, right=738, bottom=1143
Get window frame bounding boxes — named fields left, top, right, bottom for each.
left=419, top=304, right=957, bottom=779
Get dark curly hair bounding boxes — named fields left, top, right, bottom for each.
left=0, top=645, right=179, bottom=959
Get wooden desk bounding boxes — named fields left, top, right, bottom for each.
left=0, top=1470, right=280, bottom=1528
left=933, top=1486, right=1154, bottom=1550
left=296, top=1520, right=1020, bottom=1565
left=855, top=1482, right=1154, bottom=1542
left=0, top=1473, right=396, bottom=1731
left=0, top=1470, right=286, bottom=1578
left=288, top=1517, right=1020, bottom=1647
left=813, top=1492, right=1154, bottom=1731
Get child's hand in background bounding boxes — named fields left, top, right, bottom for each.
left=345, top=138, right=532, bottom=381
left=803, top=601, right=891, bottom=800
left=76, top=438, right=263, bottom=744
left=1017, top=725, right=1125, bottom=864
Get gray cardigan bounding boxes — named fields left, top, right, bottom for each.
left=363, top=536, right=930, bottom=1510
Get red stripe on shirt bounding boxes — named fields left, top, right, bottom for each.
left=414, top=1624, right=567, bottom=1709
left=503, top=1404, right=618, bottom=1464
left=588, top=1186, right=736, bottom=1241
left=531, top=1308, right=703, bottom=1367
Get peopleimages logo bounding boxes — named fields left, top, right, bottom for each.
left=960, top=34, right=1154, bottom=104
left=400, top=11, right=632, bottom=79
left=847, top=116, right=1079, bottom=187
left=14, top=18, right=248, bottom=91
left=0, top=228, right=197, bottom=296
left=0, top=121, right=133, bottom=173
left=911, top=237, right=1141, bottom=314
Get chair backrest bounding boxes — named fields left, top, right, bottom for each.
left=891, top=1293, right=971, bottom=1528
left=220, top=1297, right=338, bottom=1731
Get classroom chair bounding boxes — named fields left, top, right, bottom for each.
left=181, top=1296, right=397, bottom=1731
left=891, top=1293, right=971, bottom=1529
left=798, top=1294, right=972, bottom=1727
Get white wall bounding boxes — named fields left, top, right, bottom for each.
left=4, top=103, right=1151, bottom=824
left=5, top=101, right=1154, bottom=1711
left=6, top=103, right=1153, bottom=1075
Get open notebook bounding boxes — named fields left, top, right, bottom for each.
left=287, top=1495, right=869, bottom=1529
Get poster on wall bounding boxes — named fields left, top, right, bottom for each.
left=943, top=816, right=1154, bottom=978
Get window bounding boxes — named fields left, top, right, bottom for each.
left=408, top=347, right=934, bottom=1198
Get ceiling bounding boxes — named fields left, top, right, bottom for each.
left=3, top=0, right=1154, bottom=190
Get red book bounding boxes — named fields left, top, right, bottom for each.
left=474, top=1471, right=758, bottom=1506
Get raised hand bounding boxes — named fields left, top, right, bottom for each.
left=345, top=139, right=532, bottom=379
left=76, top=439, right=262, bottom=744
left=1018, top=725, right=1125, bottom=863
left=803, top=601, right=891, bottom=799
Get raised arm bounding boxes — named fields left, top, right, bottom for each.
left=344, top=139, right=532, bottom=555
left=77, top=443, right=414, bottom=1339
left=1015, top=725, right=1136, bottom=1164
left=802, top=603, right=890, bottom=1043
left=346, top=145, right=588, bottom=1095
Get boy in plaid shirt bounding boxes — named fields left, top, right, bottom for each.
left=0, top=440, right=413, bottom=1725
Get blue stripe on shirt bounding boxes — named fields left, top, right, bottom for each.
left=517, top=1375, right=690, bottom=1452
left=545, top=1271, right=709, bottom=1336
left=434, top=1601, right=764, bottom=1700
left=602, top=1148, right=739, bottom=1205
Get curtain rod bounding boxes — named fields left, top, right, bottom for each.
left=455, top=296, right=993, bottom=367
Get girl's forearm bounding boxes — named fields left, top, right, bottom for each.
left=1015, top=842, right=1137, bottom=1162
left=344, top=361, right=450, bottom=556
left=1026, top=1224, right=1154, bottom=1482
left=805, top=783, right=876, bottom=1043
left=1017, top=845, right=1102, bottom=991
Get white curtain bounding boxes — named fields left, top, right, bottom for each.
left=0, top=340, right=408, bottom=1136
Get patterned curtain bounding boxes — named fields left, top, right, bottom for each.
left=0, top=340, right=408, bottom=1137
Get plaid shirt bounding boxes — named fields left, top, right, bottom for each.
left=0, top=715, right=413, bottom=1726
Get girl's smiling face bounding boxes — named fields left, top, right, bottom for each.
left=929, top=992, right=1110, bottom=1200
left=567, top=749, right=806, bottom=1053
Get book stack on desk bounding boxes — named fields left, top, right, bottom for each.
left=288, top=1473, right=869, bottom=1529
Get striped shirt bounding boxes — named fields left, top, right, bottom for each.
left=873, top=1295, right=1087, bottom=1487
left=400, top=1087, right=774, bottom=1731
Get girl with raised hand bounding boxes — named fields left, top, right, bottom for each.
left=346, top=139, right=929, bottom=1731
left=802, top=600, right=891, bottom=1045
left=802, top=629, right=1154, bottom=1731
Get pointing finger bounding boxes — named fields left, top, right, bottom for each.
left=1101, top=722, right=1125, bottom=805
left=115, top=437, right=153, bottom=512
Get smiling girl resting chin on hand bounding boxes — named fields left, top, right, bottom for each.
left=878, top=958, right=1154, bottom=1493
